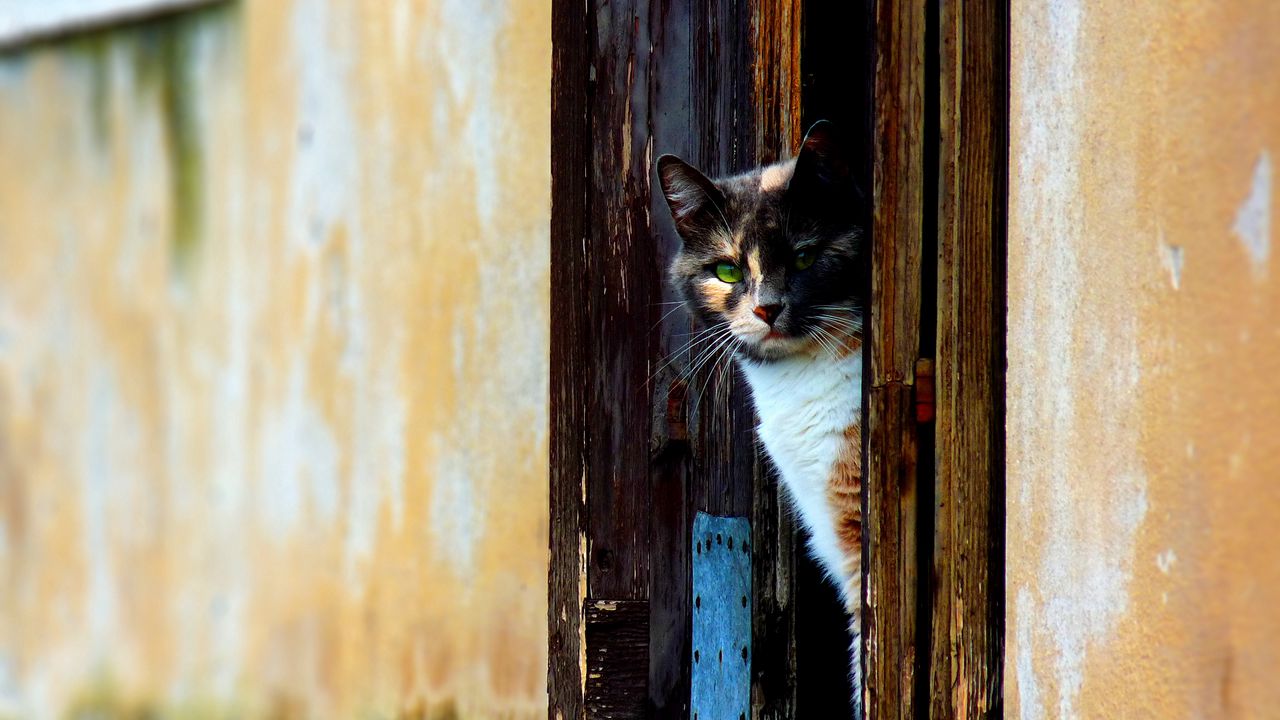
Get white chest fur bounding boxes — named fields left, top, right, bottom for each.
left=738, top=349, right=863, bottom=594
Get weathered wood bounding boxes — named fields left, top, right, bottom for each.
left=753, top=0, right=804, bottom=164
left=870, top=0, right=927, bottom=388
left=932, top=0, right=1007, bottom=716
left=649, top=394, right=691, bottom=718
left=865, top=385, right=921, bottom=718
left=584, top=0, right=660, bottom=604
left=552, top=1, right=809, bottom=716
left=549, top=0, right=591, bottom=714
left=585, top=601, right=650, bottom=719
left=750, top=455, right=797, bottom=719
left=867, top=0, right=927, bottom=717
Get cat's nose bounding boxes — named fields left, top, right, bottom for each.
left=753, top=303, right=784, bottom=325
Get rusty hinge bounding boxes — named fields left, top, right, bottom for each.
left=915, top=358, right=935, bottom=424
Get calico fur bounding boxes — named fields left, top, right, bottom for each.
left=657, top=120, right=868, bottom=715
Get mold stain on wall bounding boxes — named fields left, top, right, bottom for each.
left=0, top=0, right=550, bottom=717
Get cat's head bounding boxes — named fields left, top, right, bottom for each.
left=657, top=121, right=865, bottom=363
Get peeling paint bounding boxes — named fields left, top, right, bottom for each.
left=1234, top=151, right=1272, bottom=277
left=1159, top=234, right=1184, bottom=290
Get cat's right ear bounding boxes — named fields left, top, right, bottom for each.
left=657, top=154, right=726, bottom=243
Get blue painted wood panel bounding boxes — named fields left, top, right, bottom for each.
left=691, top=512, right=751, bottom=720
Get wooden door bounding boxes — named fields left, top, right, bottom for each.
left=549, top=1, right=871, bottom=716
left=550, top=0, right=1006, bottom=717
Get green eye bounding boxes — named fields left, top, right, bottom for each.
left=794, top=249, right=817, bottom=270
left=714, top=262, right=743, bottom=283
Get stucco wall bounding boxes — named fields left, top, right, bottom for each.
left=1008, top=2, right=1280, bottom=718
left=0, top=1, right=549, bottom=717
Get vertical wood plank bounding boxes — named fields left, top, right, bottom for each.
left=933, top=0, right=1007, bottom=716
left=683, top=3, right=758, bottom=523
left=584, top=0, right=658, bottom=604
left=870, top=0, right=926, bottom=387
left=752, top=0, right=803, bottom=163
left=580, top=1, right=663, bottom=714
left=867, top=0, right=926, bottom=718
left=750, top=453, right=797, bottom=720
left=549, top=0, right=590, bottom=715
left=646, top=5, right=699, bottom=716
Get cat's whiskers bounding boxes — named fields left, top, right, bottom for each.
left=810, top=323, right=859, bottom=357
left=812, top=304, right=862, bottom=313
left=649, top=321, right=729, bottom=384
left=683, top=325, right=737, bottom=391
left=818, top=333, right=840, bottom=358
left=808, top=327, right=840, bottom=359
left=810, top=312, right=863, bottom=332
left=649, top=303, right=688, bottom=333
left=682, top=326, right=737, bottom=384
left=806, top=312, right=857, bottom=337
left=812, top=317, right=857, bottom=338
left=811, top=308, right=863, bottom=329
left=690, top=333, right=740, bottom=415
left=671, top=331, right=732, bottom=407
left=709, top=338, right=738, bottom=413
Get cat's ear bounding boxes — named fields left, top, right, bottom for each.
left=657, top=154, right=726, bottom=243
left=788, top=120, right=853, bottom=198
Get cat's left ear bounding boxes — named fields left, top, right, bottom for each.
left=787, top=120, right=854, bottom=198
left=657, top=154, right=727, bottom=244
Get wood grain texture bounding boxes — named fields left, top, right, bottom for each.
left=750, top=454, right=798, bottom=719
left=753, top=0, right=803, bottom=164
left=932, top=0, right=1007, bottom=717
left=867, top=0, right=927, bottom=717
left=585, top=601, right=650, bottom=719
left=870, top=0, right=926, bottom=387
left=549, top=0, right=590, bottom=715
left=551, top=1, right=808, bottom=716
left=583, top=0, right=659, bottom=604
left=865, top=385, right=921, bottom=719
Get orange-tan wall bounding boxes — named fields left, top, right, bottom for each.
left=0, top=1, right=549, bottom=717
left=1008, top=3, right=1280, bottom=718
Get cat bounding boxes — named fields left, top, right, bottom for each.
left=657, top=120, right=867, bottom=716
